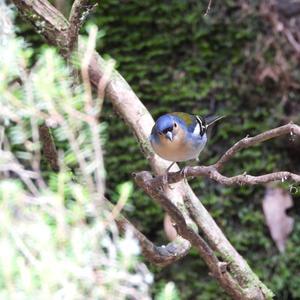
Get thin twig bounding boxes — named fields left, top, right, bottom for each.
left=38, top=124, right=59, bottom=172
left=204, top=0, right=212, bottom=16
left=1, top=133, right=40, bottom=195
left=215, top=123, right=300, bottom=170
left=106, top=199, right=191, bottom=267
left=81, top=25, right=97, bottom=114
left=10, top=229, right=40, bottom=268
left=144, top=123, right=300, bottom=186
left=81, top=25, right=105, bottom=202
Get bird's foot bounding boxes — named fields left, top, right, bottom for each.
left=161, top=173, right=175, bottom=190
left=180, top=166, right=189, bottom=183
left=158, top=162, right=176, bottom=190
left=166, top=162, right=176, bottom=173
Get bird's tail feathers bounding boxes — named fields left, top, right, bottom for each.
left=205, top=115, right=226, bottom=127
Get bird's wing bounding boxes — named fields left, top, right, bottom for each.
left=170, top=112, right=195, bottom=129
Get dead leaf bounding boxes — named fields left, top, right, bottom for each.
left=262, top=187, right=294, bottom=252
left=164, top=214, right=177, bottom=241
left=257, top=66, right=279, bottom=83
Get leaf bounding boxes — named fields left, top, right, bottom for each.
left=262, top=187, right=294, bottom=252
left=164, top=214, right=177, bottom=241
left=155, top=282, right=179, bottom=300
left=257, top=66, right=279, bottom=83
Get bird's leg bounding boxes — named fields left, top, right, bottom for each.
left=162, top=162, right=176, bottom=189
left=180, top=166, right=189, bottom=183
left=180, top=158, right=198, bottom=182
left=188, top=158, right=199, bottom=180
left=166, top=162, right=176, bottom=173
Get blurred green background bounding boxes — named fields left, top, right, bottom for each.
left=15, top=0, right=300, bottom=299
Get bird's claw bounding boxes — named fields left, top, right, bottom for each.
left=159, top=173, right=174, bottom=190
left=160, top=167, right=189, bottom=189
left=162, top=174, right=168, bottom=186
left=180, top=166, right=189, bottom=183
left=162, top=172, right=174, bottom=190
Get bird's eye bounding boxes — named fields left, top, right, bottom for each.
left=174, top=123, right=177, bottom=128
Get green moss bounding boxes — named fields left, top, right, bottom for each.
left=16, top=0, right=300, bottom=299
left=94, top=2, right=300, bottom=298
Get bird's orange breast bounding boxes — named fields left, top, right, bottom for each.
left=151, top=129, right=199, bottom=162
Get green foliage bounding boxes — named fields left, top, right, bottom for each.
left=155, top=282, right=180, bottom=300
left=0, top=5, right=157, bottom=299
left=15, top=0, right=300, bottom=299
left=0, top=178, right=154, bottom=299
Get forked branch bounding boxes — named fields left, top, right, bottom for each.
left=12, top=0, right=276, bottom=298
left=149, top=122, right=300, bottom=186
left=68, top=0, right=97, bottom=54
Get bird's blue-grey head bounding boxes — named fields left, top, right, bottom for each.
left=151, top=114, right=178, bottom=142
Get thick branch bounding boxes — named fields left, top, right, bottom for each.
left=12, top=1, right=274, bottom=298
left=134, top=171, right=266, bottom=300
left=12, top=0, right=70, bottom=55
left=68, top=0, right=97, bottom=54
left=133, top=123, right=300, bottom=298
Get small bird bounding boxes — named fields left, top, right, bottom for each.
left=150, top=112, right=223, bottom=172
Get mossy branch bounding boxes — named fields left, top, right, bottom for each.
left=68, top=0, right=97, bottom=55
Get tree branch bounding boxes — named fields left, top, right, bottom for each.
left=13, top=0, right=70, bottom=55
left=134, top=171, right=265, bottom=300
left=204, top=0, right=213, bottom=16
left=215, top=123, right=300, bottom=170
left=144, top=122, right=300, bottom=186
left=12, top=0, right=274, bottom=298
left=133, top=122, right=300, bottom=299
left=12, top=0, right=191, bottom=269
left=38, top=124, right=59, bottom=172
left=108, top=200, right=191, bottom=267
left=68, top=0, right=97, bottom=54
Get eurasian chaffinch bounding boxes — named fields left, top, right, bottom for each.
left=150, top=112, right=223, bottom=171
